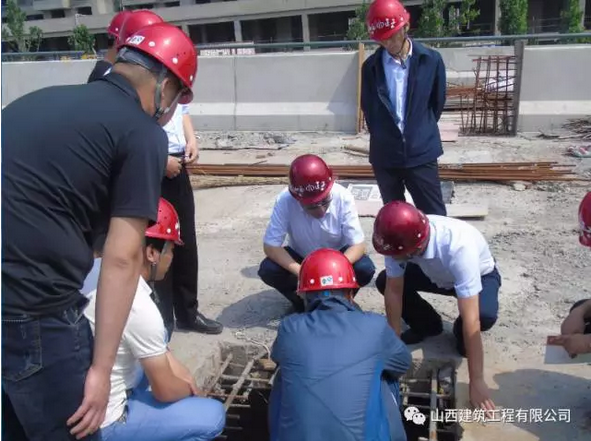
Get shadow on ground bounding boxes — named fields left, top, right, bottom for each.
left=240, top=265, right=260, bottom=279
left=216, top=289, right=290, bottom=330
left=457, top=368, right=591, bottom=441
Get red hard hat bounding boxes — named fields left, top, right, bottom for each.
left=120, top=22, right=197, bottom=104
left=579, top=192, right=591, bottom=247
left=298, top=248, right=359, bottom=293
left=116, top=10, right=164, bottom=47
left=372, top=201, right=429, bottom=257
left=288, top=154, right=334, bottom=205
left=107, top=10, right=132, bottom=39
left=145, top=198, right=183, bottom=245
left=366, top=0, right=411, bottom=42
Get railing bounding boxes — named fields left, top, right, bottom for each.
left=2, top=31, right=590, bottom=62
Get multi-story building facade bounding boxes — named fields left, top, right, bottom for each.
left=2, top=0, right=589, bottom=52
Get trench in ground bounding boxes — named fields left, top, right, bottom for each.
left=201, top=343, right=463, bottom=441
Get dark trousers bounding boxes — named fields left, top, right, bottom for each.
left=571, top=299, right=591, bottom=334
left=372, top=161, right=447, bottom=216
left=375, top=263, right=501, bottom=354
left=258, top=246, right=376, bottom=311
left=2, top=302, right=98, bottom=441
left=155, top=166, right=199, bottom=336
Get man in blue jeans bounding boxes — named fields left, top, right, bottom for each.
left=269, top=248, right=410, bottom=441
left=1, top=23, right=199, bottom=441
left=372, top=201, right=500, bottom=414
left=83, top=198, right=225, bottom=440
left=258, top=154, right=376, bottom=312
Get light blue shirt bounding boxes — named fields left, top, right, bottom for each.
left=163, top=104, right=190, bottom=154
left=381, top=41, right=413, bottom=133
left=384, top=215, right=496, bottom=299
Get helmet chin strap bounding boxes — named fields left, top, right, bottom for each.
left=153, top=68, right=183, bottom=121
left=148, top=241, right=171, bottom=305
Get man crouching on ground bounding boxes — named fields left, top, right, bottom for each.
left=268, top=248, right=411, bottom=441
left=83, top=198, right=225, bottom=440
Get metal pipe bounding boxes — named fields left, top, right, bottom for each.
left=429, top=371, right=438, bottom=441
left=3, top=32, right=590, bottom=60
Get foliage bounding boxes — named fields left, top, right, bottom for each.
left=498, top=0, right=528, bottom=35
left=346, top=1, right=370, bottom=41
left=68, top=25, right=96, bottom=54
left=560, top=0, right=591, bottom=43
left=415, top=0, right=480, bottom=46
left=1, top=0, right=43, bottom=52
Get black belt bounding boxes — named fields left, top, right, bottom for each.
left=170, top=152, right=185, bottom=158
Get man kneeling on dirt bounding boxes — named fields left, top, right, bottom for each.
left=373, top=201, right=500, bottom=412
left=554, top=191, right=591, bottom=357
left=83, top=198, right=226, bottom=440
left=268, top=248, right=411, bottom=441
left=258, top=154, right=376, bottom=312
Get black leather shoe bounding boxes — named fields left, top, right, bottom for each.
left=177, top=312, right=223, bottom=335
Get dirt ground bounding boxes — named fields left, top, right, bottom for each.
left=169, top=127, right=591, bottom=441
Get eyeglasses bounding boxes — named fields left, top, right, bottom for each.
left=303, top=196, right=332, bottom=211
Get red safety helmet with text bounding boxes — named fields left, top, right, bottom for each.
left=119, top=22, right=198, bottom=104
left=366, top=0, right=411, bottom=42
left=298, top=248, right=359, bottom=293
left=145, top=198, right=184, bottom=245
left=579, top=192, right=591, bottom=247
left=107, top=10, right=133, bottom=39
left=372, top=201, right=430, bottom=257
left=116, top=9, right=164, bottom=47
left=288, top=154, right=334, bottom=205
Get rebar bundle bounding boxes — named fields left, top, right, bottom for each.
left=187, top=161, right=584, bottom=183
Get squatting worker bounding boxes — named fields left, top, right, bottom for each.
left=372, top=201, right=500, bottom=412
left=269, top=248, right=410, bottom=441
left=1, top=22, right=198, bottom=441
left=361, top=0, right=447, bottom=215
left=88, top=9, right=163, bottom=83
left=87, top=9, right=132, bottom=82
left=258, top=154, right=376, bottom=313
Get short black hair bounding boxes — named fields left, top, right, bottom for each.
left=107, top=34, right=116, bottom=49
left=145, top=237, right=166, bottom=252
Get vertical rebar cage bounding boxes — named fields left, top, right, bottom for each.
left=205, top=345, right=460, bottom=441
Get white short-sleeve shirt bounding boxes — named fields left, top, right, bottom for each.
left=163, top=104, right=190, bottom=154
left=384, top=215, right=495, bottom=299
left=83, top=276, right=168, bottom=428
left=263, top=182, right=365, bottom=258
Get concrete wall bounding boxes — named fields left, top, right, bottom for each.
left=2, top=44, right=590, bottom=133
left=518, top=45, right=591, bottom=133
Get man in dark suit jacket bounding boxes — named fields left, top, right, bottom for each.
left=361, top=0, right=447, bottom=216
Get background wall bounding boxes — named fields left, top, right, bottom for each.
left=2, top=44, right=589, bottom=133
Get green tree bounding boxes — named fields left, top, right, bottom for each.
left=498, top=0, right=528, bottom=35
left=1, top=0, right=43, bottom=52
left=560, top=0, right=584, bottom=33
left=448, top=0, right=480, bottom=35
left=415, top=0, right=448, bottom=39
left=68, top=25, right=96, bottom=54
left=346, top=1, right=370, bottom=41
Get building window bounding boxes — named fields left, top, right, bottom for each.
left=51, top=10, right=66, bottom=18
left=77, top=6, right=92, bottom=15
left=165, top=1, right=180, bottom=6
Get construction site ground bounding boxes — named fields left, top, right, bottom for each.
left=169, top=128, right=591, bottom=441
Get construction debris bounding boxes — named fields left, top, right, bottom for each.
left=188, top=161, right=585, bottom=183
left=563, top=117, right=591, bottom=140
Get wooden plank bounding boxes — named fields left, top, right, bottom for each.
left=356, top=43, right=365, bottom=134
left=355, top=200, right=488, bottom=219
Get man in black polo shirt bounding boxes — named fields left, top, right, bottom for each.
left=1, top=23, right=198, bottom=441
left=87, top=9, right=132, bottom=83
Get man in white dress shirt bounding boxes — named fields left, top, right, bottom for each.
left=372, top=200, right=500, bottom=413
left=258, top=154, right=376, bottom=312
left=156, top=104, right=223, bottom=336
